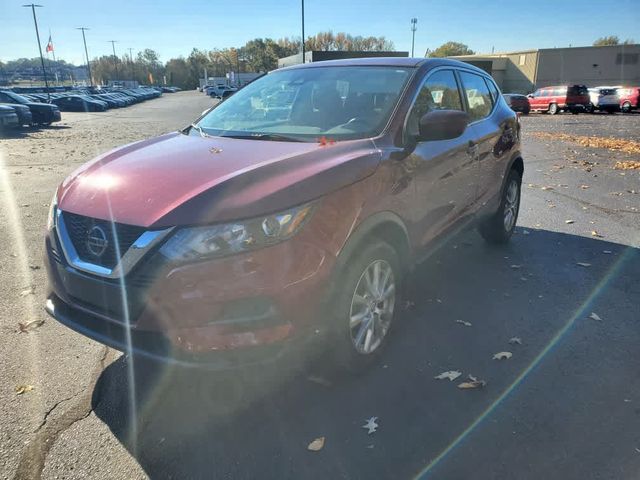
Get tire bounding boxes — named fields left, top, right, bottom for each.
left=326, top=240, right=402, bottom=372
left=479, top=168, right=522, bottom=245
left=621, top=102, right=631, bottom=114
left=548, top=103, right=558, bottom=115
left=587, top=104, right=595, bottom=114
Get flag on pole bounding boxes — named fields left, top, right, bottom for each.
left=46, top=35, right=54, bottom=53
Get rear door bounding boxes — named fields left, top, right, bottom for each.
left=459, top=70, right=508, bottom=207
left=404, top=68, right=479, bottom=249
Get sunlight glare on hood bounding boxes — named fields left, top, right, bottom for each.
left=79, top=173, right=120, bottom=190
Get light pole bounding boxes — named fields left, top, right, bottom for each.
left=301, top=0, right=305, bottom=63
left=410, top=18, right=418, bottom=58
left=22, top=4, right=50, bottom=101
left=76, top=27, right=92, bottom=86
left=108, top=40, right=119, bottom=83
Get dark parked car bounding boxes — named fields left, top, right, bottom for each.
left=503, top=94, right=530, bottom=114
left=0, top=90, right=61, bottom=125
left=51, top=95, right=107, bottom=112
left=0, top=103, right=33, bottom=126
left=45, top=58, right=523, bottom=370
left=0, top=105, right=19, bottom=129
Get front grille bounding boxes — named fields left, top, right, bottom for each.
left=62, top=211, right=146, bottom=269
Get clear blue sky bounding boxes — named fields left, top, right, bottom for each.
left=1, top=0, right=638, bottom=64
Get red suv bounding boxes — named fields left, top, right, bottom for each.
left=527, top=85, right=590, bottom=114
left=45, top=58, right=523, bottom=369
left=617, top=86, right=640, bottom=113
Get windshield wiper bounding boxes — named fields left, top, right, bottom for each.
left=189, top=123, right=211, bottom=138
left=221, top=133, right=304, bottom=142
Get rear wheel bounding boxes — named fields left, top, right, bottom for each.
left=548, top=103, right=558, bottom=115
left=479, top=168, right=521, bottom=244
left=326, top=240, right=402, bottom=372
left=621, top=101, right=632, bottom=114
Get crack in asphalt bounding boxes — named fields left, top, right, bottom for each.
left=12, top=346, right=112, bottom=480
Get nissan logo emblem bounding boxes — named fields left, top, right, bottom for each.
left=86, top=225, right=109, bottom=257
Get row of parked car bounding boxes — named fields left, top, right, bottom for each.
left=0, top=85, right=181, bottom=131
left=503, top=85, right=640, bottom=115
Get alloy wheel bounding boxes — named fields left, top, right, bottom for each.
left=503, top=179, right=519, bottom=232
left=349, top=259, right=396, bottom=355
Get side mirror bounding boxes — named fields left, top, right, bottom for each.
left=527, top=94, right=534, bottom=98
left=418, top=110, right=470, bottom=142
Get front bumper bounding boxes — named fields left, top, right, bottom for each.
left=0, top=114, right=19, bottom=128
left=45, top=293, right=294, bottom=369
left=44, top=216, right=335, bottom=367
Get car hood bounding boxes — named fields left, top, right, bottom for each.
left=0, top=103, right=29, bottom=112
left=57, top=132, right=382, bottom=228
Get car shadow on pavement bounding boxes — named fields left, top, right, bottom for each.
left=92, top=227, right=640, bottom=480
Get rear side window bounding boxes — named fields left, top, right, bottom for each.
left=459, top=71, right=493, bottom=121
left=485, top=77, right=500, bottom=104
left=406, top=69, right=463, bottom=138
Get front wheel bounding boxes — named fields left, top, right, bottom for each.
left=479, top=168, right=522, bottom=244
left=327, top=240, right=402, bottom=372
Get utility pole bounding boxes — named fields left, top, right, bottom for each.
left=108, top=40, right=119, bottom=83
left=128, top=47, right=135, bottom=82
left=76, top=27, right=92, bottom=86
left=410, top=18, right=418, bottom=58
left=301, top=0, right=305, bottom=63
left=22, top=4, right=50, bottom=101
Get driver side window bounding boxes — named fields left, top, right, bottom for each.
left=406, top=70, right=463, bottom=139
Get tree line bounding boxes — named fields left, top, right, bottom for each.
left=93, top=32, right=394, bottom=89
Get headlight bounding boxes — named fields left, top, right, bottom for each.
left=46, top=192, right=57, bottom=231
left=159, top=203, right=314, bottom=261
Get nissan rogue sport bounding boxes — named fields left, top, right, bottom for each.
left=44, top=58, right=523, bottom=370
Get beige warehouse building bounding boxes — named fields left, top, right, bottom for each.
left=454, top=44, right=640, bottom=93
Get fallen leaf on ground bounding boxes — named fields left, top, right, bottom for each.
left=579, top=185, right=590, bottom=189
left=362, top=417, right=379, bottom=434
left=15, top=385, right=34, bottom=395
left=18, top=319, right=45, bottom=333
left=307, top=437, right=325, bottom=451
left=541, top=186, right=554, bottom=191
left=455, top=319, right=472, bottom=327
left=591, top=230, right=604, bottom=238
left=403, top=300, right=415, bottom=310
left=508, top=337, right=522, bottom=345
left=576, top=262, right=591, bottom=267
left=458, top=375, right=486, bottom=389
left=20, top=287, right=35, bottom=297
left=307, top=376, right=332, bottom=387
left=614, top=160, right=640, bottom=170
left=531, top=132, right=640, bottom=155
left=589, top=312, right=603, bottom=322
left=565, top=220, right=574, bottom=224
left=29, top=265, right=40, bottom=271
left=493, top=351, right=513, bottom=360
left=434, top=370, right=462, bottom=381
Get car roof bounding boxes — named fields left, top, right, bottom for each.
left=277, top=57, right=486, bottom=73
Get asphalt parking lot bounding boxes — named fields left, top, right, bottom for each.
left=1, top=94, right=639, bottom=480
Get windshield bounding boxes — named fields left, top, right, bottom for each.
left=4, top=91, right=29, bottom=104
left=196, top=66, right=411, bottom=141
